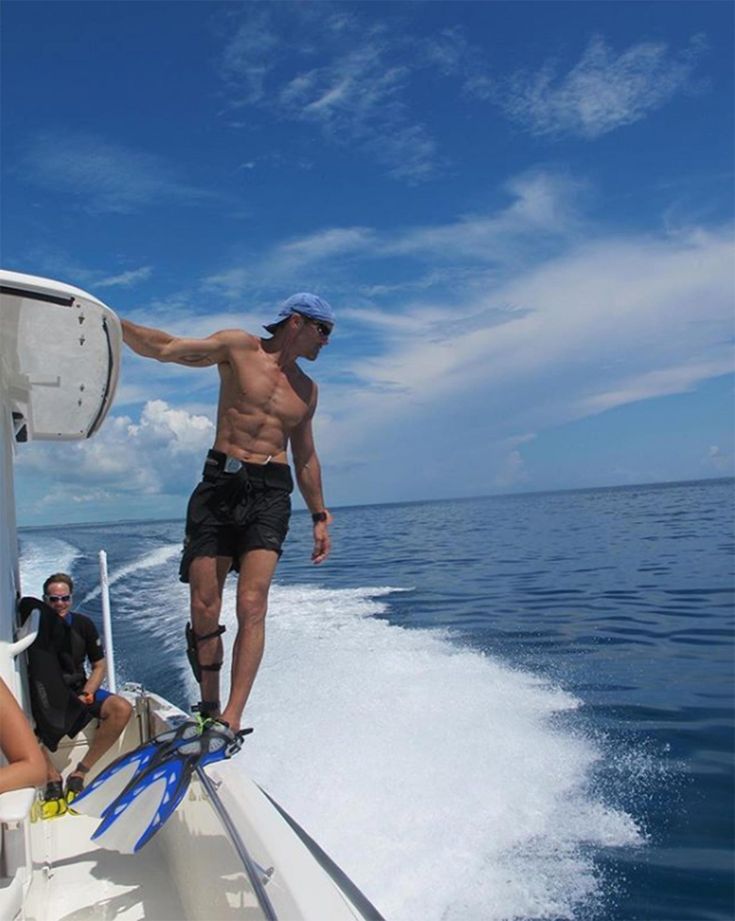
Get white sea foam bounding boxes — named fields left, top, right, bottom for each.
left=189, top=580, right=644, bottom=921
left=81, top=544, right=181, bottom=603
left=18, top=535, right=80, bottom=596
left=19, top=539, right=644, bottom=919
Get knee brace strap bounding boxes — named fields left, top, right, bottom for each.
left=185, top=622, right=226, bottom=683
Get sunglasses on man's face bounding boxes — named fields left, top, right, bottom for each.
left=300, top=316, right=333, bottom=338
left=45, top=594, right=71, bottom=603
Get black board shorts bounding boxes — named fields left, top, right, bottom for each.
left=179, top=450, right=294, bottom=584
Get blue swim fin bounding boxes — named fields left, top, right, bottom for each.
left=90, top=720, right=250, bottom=853
left=71, top=719, right=203, bottom=819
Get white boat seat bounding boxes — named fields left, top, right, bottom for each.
left=0, top=787, right=36, bottom=921
left=0, top=787, right=35, bottom=825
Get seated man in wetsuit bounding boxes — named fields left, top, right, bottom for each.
left=37, top=572, right=132, bottom=810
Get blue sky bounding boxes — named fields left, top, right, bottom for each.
left=3, top=1, right=733, bottom=525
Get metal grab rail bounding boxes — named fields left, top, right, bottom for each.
left=195, top=767, right=278, bottom=921
left=98, top=550, right=117, bottom=693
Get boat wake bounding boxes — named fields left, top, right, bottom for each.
left=19, top=537, right=646, bottom=920
left=18, top=535, right=80, bottom=597
left=210, top=581, right=643, bottom=921
left=80, top=543, right=181, bottom=603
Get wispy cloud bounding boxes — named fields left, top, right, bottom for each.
left=16, top=218, right=733, bottom=511
left=3, top=247, right=153, bottom=299
left=499, top=34, right=707, bottom=139
left=23, top=131, right=213, bottom=213
left=218, top=7, right=708, bottom=176
left=194, top=169, right=732, bottom=497
left=389, top=172, right=586, bottom=262
left=202, top=170, right=586, bottom=302
left=274, top=227, right=377, bottom=268
left=219, top=8, right=282, bottom=105
left=278, top=43, right=437, bottom=181
left=323, top=227, right=733, bottom=449
left=218, top=7, right=439, bottom=181
left=95, top=266, right=153, bottom=289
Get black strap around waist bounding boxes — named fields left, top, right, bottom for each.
left=204, top=450, right=293, bottom=491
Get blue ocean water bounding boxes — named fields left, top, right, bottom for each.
left=19, top=478, right=734, bottom=921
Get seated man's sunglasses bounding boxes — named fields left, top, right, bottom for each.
left=45, top=593, right=72, bottom=602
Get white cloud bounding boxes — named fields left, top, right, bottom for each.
left=18, top=401, right=215, bottom=502
left=707, top=445, right=733, bottom=473
left=219, top=8, right=282, bottom=105
left=17, top=176, right=732, bottom=512
left=500, top=34, right=706, bottom=139
left=95, top=266, right=153, bottom=289
left=176, top=173, right=732, bottom=500
left=579, top=361, right=732, bottom=415
left=278, top=43, right=437, bottom=180
left=33, top=484, right=117, bottom=511
left=201, top=228, right=377, bottom=301
left=218, top=10, right=709, bottom=177
left=389, top=172, right=586, bottom=261
left=128, top=400, right=214, bottom=457
left=23, top=132, right=213, bottom=213
left=494, top=436, right=536, bottom=489
left=201, top=170, right=585, bottom=303
left=314, top=226, right=734, bottom=474
left=274, top=227, right=377, bottom=269
left=218, top=8, right=439, bottom=181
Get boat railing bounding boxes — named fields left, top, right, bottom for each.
left=195, top=766, right=279, bottom=921
left=98, top=550, right=117, bottom=693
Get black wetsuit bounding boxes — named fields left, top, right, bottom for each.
left=21, top=598, right=106, bottom=750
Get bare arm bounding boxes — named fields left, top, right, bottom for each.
left=291, top=393, right=332, bottom=565
left=0, top=678, right=46, bottom=794
left=121, top=320, right=240, bottom=367
left=79, top=658, right=106, bottom=702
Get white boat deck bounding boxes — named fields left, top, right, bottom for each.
left=1, top=693, right=381, bottom=921
left=23, top=811, right=188, bottom=921
left=17, top=709, right=269, bottom=921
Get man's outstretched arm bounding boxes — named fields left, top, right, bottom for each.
left=121, top=320, right=232, bottom=366
left=291, top=400, right=332, bottom=565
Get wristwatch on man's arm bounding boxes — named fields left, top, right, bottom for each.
left=311, top=510, right=329, bottom=523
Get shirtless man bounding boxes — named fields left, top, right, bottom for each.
left=121, top=293, right=334, bottom=731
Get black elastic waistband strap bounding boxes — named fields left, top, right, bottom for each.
left=207, top=449, right=288, bottom=470
left=205, top=449, right=293, bottom=489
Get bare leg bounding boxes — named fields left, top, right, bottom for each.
left=42, top=747, right=61, bottom=784
left=188, top=555, right=231, bottom=713
left=219, top=549, right=280, bottom=732
left=41, top=695, right=132, bottom=786
left=78, top=695, right=133, bottom=771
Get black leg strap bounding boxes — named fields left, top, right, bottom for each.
left=193, top=625, right=226, bottom=642
left=193, top=700, right=221, bottom=718
left=185, top=623, right=226, bottom=683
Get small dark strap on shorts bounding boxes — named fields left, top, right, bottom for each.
left=185, top=622, right=226, bottom=682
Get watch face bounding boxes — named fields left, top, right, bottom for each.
left=312, top=511, right=327, bottom=522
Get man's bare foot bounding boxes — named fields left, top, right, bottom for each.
left=217, top=710, right=240, bottom=733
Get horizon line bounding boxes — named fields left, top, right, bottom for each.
left=17, top=474, right=734, bottom=531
